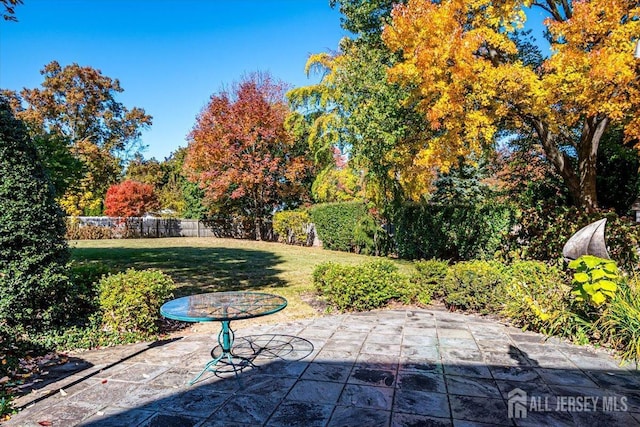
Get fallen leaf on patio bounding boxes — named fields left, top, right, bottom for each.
left=37, top=421, right=52, bottom=426
left=101, top=379, right=107, bottom=384
left=59, top=389, right=67, bottom=396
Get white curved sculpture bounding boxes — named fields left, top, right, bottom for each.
left=562, top=218, right=611, bottom=260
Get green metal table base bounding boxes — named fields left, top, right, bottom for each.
left=189, top=320, right=255, bottom=385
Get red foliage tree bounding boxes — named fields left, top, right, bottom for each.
left=184, top=72, right=312, bottom=240
left=104, top=180, right=159, bottom=217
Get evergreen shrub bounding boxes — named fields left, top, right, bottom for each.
left=310, top=202, right=383, bottom=254
left=312, top=260, right=409, bottom=311
left=394, top=202, right=516, bottom=261
left=411, top=259, right=450, bottom=300
left=442, top=260, right=508, bottom=314
left=0, top=100, right=74, bottom=331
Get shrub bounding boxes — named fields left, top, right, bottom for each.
left=411, top=259, right=450, bottom=300
left=273, top=210, right=312, bottom=245
left=394, top=202, right=516, bottom=261
left=506, top=206, right=639, bottom=272
left=501, top=261, right=576, bottom=334
left=0, top=99, right=74, bottom=331
left=65, top=219, right=114, bottom=240
left=312, top=260, right=409, bottom=311
left=442, top=261, right=508, bottom=314
left=310, top=202, right=385, bottom=254
left=98, top=269, right=175, bottom=336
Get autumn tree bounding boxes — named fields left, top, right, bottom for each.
left=289, top=0, right=433, bottom=210
left=383, top=0, right=640, bottom=211
left=1, top=0, right=22, bottom=21
left=185, top=73, right=312, bottom=240
left=104, top=180, right=159, bottom=218
left=5, top=61, right=152, bottom=215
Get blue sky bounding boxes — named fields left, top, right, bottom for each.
left=0, top=0, right=347, bottom=160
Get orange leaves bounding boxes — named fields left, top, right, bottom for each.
left=184, top=72, right=312, bottom=218
left=104, top=180, right=159, bottom=217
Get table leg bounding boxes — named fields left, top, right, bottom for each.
left=188, top=320, right=255, bottom=385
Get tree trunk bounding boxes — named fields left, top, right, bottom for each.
left=531, top=116, right=607, bottom=213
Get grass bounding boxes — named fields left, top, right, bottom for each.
left=70, top=237, right=414, bottom=327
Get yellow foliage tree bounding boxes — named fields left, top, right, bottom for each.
left=383, top=0, right=640, bottom=211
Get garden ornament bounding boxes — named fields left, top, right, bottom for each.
left=562, top=218, right=610, bottom=261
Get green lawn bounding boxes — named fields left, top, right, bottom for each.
left=70, top=237, right=414, bottom=323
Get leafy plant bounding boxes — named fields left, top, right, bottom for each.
left=569, top=255, right=619, bottom=307
left=312, top=260, right=409, bottom=311
left=442, top=261, right=507, bottom=314
left=98, top=269, right=175, bottom=336
left=273, top=210, right=312, bottom=245
left=411, top=259, right=450, bottom=300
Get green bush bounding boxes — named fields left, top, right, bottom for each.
left=98, top=269, right=175, bottom=336
left=442, top=261, right=508, bottom=314
left=411, top=259, right=450, bottom=300
left=501, top=260, right=577, bottom=335
left=312, top=260, right=410, bottom=311
left=394, top=202, right=516, bottom=261
left=310, top=202, right=384, bottom=254
left=0, top=99, right=74, bottom=331
left=506, top=206, right=639, bottom=272
left=569, top=255, right=620, bottom=307
left=273, top=210, right=312, bottom=245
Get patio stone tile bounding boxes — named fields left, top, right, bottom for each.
left=570, top=409, right=640, bottom=426
left=495, top=378, right=556, bottom=401
left=301, top=362, right=352, bottom=383
left=300, top=327, right=336, bottom=339
left=253, top=360, right=309, bottom=378
left=238, top=375, right=297, bottom=399
left=399, top=360, right=443, bottom=374
left=512, top=409, right=576, bottom=427
left=10, top=400, right=99, bottom=427
left=69, top=379, right=138, bottom=406
left=327, top=406, right=390, bottom=427
left=443, top=363, right=493, bottom=379
left=509, top=332, right=548, bottom=345
left=483, top=349, right=535, bottom=367
left=448, top=395, right=511, bottom=425
left=322, top=339, right=364, bottom=352
left=488, top=366, right=541, bottom=382
left=209, top=394, right=279, bottom=425
left=439, top=339, right=479, bottom=351
left=402, top=334, right=439, bottom=347
left=154, top=387, right=230, bottom=418
left=286, top=379, right=345, bottom=404
left=440, top=348, right=484, bottom=363
left=401, top=345, right=440, bottom=361
left=115, top=382, right=178, bottom=409
left=445, top=375, right=502, bottom=399
left=526, top=355, right=577, bottom=369
left=392, top=413, right=452, bottom=427
left=536, top=368, right=599, bottom=388
left=365, top=332, right=404, bottom=345
left=394, top=389, right=450, bottom=418
left=568, top=355, right=624, bottom=371
left=371, top=324, right=405, bottom=335
left=314, top=349, right=359, bottom=362
left=438, top=329, right=473, bottom=339
left=139, top=413, right=203, bottom=427
left=77, top=406, right=156, bottom=426
left=266, top=401, right=334, bottom=427
left=585, top=370, right=640, bottom=392
left=396, top=371, right=447, bottom=393
left=338, top=384, right=394, bottom=410
left=404, top=326, right=439, bottom=337
left=361, top=341, right=402, bottom=355
left=348, top=367, right=396, bottom=387
left=104, top=363, right=170, bottom=383
left=453, top=420, right=503, bottom=427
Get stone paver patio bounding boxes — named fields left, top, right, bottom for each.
left=6, top=308, right=640, bottom=427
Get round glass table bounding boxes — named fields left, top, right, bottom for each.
left=160, top=291, right=287, bottom=384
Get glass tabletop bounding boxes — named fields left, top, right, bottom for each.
left=160, top=291, right=288, bottom=322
